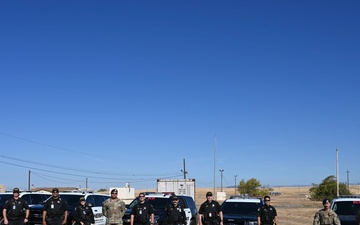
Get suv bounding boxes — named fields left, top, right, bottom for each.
left=221, top=197, right=262, bottom=225
left=29, top=192, right=110, bottom=225
left=331, top=195, right=360, bottom=225
left=0, top=192, right=51, bottom=222
left=123, top=193, right=197, bottom=225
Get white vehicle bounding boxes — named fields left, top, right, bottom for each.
left=331, top=195, right=360, bottom=225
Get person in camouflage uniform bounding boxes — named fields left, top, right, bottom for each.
left=102, top=189, right=126, bottom=225
left=313, top=198, right=341, bottom=225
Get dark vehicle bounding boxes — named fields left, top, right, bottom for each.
left=123, top=194, right=197, bottom=225
left=331, top=196, right=360, bottom=225
left=222, top=198, right=261, bottom=225
left=29, top=192, right=110, bottom=225
left=0, top=194, right=13, bottom=220
left=0, top=192, right=50, bottom=223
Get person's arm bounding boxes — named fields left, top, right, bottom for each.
left=199, top=214, right=203, bottom=225
left=130, top=215, right=135, bottom=225
left=2, top=208, right=8, bottom=225
left=63, top=211, right=68, bottom=225
left=150, top=213, right=154, bottom=224
left=89, top=207, right=95, bottom=224
left=257, top=208, right=261, bottom=225
left=102, top=202, right=107, bottom=217
left=313, top=212, right=320, bottom=225
left=25, top=209, right=30, bottom=223
left=219, top=211, right=223, bottom=224
left=43, top=210, right=47, bottom=225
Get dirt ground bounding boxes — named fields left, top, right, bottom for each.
left=137, top=185, right=360, bottom=225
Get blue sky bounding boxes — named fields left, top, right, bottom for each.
left=1, top=1, right=359, bottom=192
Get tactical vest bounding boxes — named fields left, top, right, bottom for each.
left=259, top=206, right=275, bottom=224
left=203, top=202, right=219, bottom=221
left=135, top=203, right=150, bottom=223
left=318, top=210, right=336, bottom=225
left=6, top=199, right=24, bottom=217
left=47, top=199, right=64, bottom=216
left=168, top=205, right=183, bottom=222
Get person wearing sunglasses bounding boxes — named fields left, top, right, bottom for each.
left=74, top=197, right=95, bottom=225
left=43, top=188, right=68, bottom=225
left=164, top=196, right=186, bottom=225
left=2, top=188, right=30, bottom=225
left=130, top=193, right=154, bottom=225
left=257, top=196, right=277, bottom=225
left=102, top=189, right=126, bottom=225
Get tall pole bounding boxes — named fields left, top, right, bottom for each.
left=346, top=170, right=350, bottom=191
left=28, top=170, right=31, bottom=191
left=336, top=147, right=339, bottom=197
left=86, top=177, right=88, bottom=189
left=213, top=135, right=217, bottom=199
left=234, top=175, right=237, bottom=195
left=181, top=158, right=187, bottom=179
left=219, top=170, right=224, bottom=192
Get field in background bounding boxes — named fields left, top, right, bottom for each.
left=136, top=185, right=360, bottom=225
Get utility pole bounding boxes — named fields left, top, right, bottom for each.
left=86, top=177, right=88, bottom=189
left=234, top=175, right=237, bottom=195
left=219, top=169, right=224, bottom=192
left=213, top=135, right=217, bottom=199
left=181, top=158, right=188, bottom=179
left=28, top=170, right=31, bottom=191
left=346, top=170, right=350, bottom=191
left=336, top=147, right=339, bottom=197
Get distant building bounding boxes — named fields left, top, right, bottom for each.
left=0, top=184, right=6, bottom=193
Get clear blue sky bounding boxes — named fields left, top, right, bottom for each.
left=1, top=1, right=359, bottom=192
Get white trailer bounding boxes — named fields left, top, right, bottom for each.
left=156, top=179, right=195, bottom=199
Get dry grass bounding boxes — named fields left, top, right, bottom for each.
left=136, top=185, right=360, bottom=225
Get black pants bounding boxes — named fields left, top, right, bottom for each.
left=204, top=220, right=219, bottom=225
left=46, top=218, right=64, bottom=225
left=134, top=222, right=149, bottom=225
left=7, top=219, right=24, bottom=225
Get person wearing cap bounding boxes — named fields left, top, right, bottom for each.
left=43, top=188, right=68, bottom=225
left=2, top=188, right=30, bottom=225
left=313, top=198, right=340, bottom=225
left=74, top=197, right=95, bottom=225
left=164, top=195, right=186, bottom=225
left=102, top=189, right=126, bottom=225
left=199, top=192, right=223, bottom=225
left=257, top=196, right=277, bottom=225
left=130, top=193, right=155, bottom=225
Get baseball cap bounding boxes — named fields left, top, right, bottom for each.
left=111, top=189, right=118, bottom=194
left=323, top=198, right=330, bottom=205
left=13, top=188, right=20, bottom=193
left=206, top=192, right=213, bottom=197
left=52, top=188, right=59, bottom=193
left=80, top=197, right=86, bottom=201
left=172, top=196, right=178, bottom=200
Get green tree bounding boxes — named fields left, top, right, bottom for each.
left=238, top=178, right=270, bottom=197
left=97, top=188, right=107, bottom=192
left=309, top=175, right=352, bottom=201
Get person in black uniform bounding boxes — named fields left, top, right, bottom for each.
left=257, top=196, right=278, bottom=225
left=164, top=196, right=186, bottom=225
left=42, top=188, right=68, bottom=225
left=199, top=192, right=223, bottom=225
left=2, top=188, right=30, bottom=225
left=74, top=197, right=94, bottom=225
left=130, top=193, right=154, bottom=225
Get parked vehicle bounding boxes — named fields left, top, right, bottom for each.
left=222, top=197, right=262, bottom=225
left=331, top=195, right=360, bottom=225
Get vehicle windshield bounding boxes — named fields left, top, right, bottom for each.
left=46, top=195, right=84, bottom=207
left=332, top=201, right=360, bottom=215
left=222, top=202, right=260, bottom=215
left=146, top=197, right=168, bottom=210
